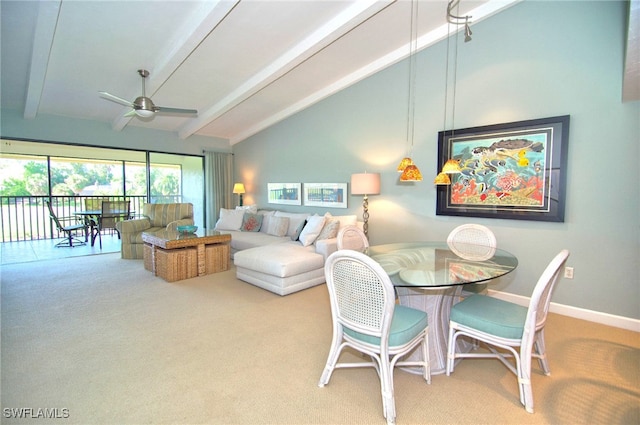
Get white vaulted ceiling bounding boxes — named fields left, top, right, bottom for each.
left=1, top=1, right=637, bottom=146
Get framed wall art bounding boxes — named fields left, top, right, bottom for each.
left=436, top=115, right=570, bottom=222
left=303, top=183, right=347, bottom=208
left=267, top=183, right=301, bottom=206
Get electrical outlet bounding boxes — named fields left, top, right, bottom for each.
left=564, top=267, right=574, bottom=279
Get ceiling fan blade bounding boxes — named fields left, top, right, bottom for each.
left=123, top=109, right=138, bottom=117
left=99, top=91, right=134, bottom=108
left=155, top=106, right=198, bottom=115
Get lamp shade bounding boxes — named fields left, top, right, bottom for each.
left=433, top=172, right=451, bottom=185
left=399, top=164, right=423, bottom=181
left=396, top=157, right=413, bottom=172
left=233, top=183, right=246, bottom=194
left=350, top=173, right=381, bottom=195
left=441, top=159, right=462, bottom=174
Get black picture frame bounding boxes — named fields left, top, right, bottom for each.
left=436, top=115, right=570, bottom=222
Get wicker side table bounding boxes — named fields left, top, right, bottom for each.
left=205, top=243, right=231, bottom=274
left=156, top=247, right=198, bottom=282
left=142, top=230, right=231, bottom=282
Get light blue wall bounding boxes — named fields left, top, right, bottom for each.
left=0, top=109, right=231, bottom=155
left=233, top=1, right=640, bottom=319
left=1, top=110, right=230, bottom=229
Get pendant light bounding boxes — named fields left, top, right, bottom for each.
left=398, top=0, right=423, bottom=182
left=434, top=0, right=470, bottom=185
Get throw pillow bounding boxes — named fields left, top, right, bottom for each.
left=236, top=204, right=258, bottom=214
left=266, top=216, right=289, bottom=237
left=317, top=218, right=340, bottom=241
left=274, top=211, right=309, bottom=238
left=240, top=213, right=262, bottom=232
left=291, top=219, right=306, bottom=241
left=258, top=210, right=276, bottom=234
left=214, top=208, right=245, bottom=231
left=298, top=215, right=326, bottom=247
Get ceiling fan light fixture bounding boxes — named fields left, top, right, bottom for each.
left=133, top=95, right=156, bottom=117
left=135, top=109, right=154, bottom=118
left=99, top=69, right=196, bottom=121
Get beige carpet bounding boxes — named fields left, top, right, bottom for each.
left=1, top=253, right=639, bottom=425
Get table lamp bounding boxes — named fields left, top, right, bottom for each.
left=350, top=173, right=381, bottom=238
left=233, top=183, right=245, bottom=206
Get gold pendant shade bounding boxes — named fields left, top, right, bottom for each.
left=396, top=157, right=414, bottom=172
left=441, top=159, right=462, bottom=173
left=433, top=172, right=451, bottom=185
left=434, top=159, right=461, bottom=185
left=400, top=164, right=423, bottom=181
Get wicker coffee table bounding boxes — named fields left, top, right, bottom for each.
left=142, top=229, right=231, bottom=282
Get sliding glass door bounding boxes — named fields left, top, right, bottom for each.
left=0, top=139, right=204, bottom=242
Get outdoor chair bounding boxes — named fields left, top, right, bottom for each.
left=446, top=249, right=570, bottom=414
left=336, top=224, right=369, bottom=252
left=318, top=250, right=430, bottom=425
left=45, top=200, right=88, bottom=248
left=92, top=200, right=130, bottom=249
left=82, top=197, right=106, bottom=230
left=84, top=198, right=107, bottom=211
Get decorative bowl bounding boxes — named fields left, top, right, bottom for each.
left=177, top=225, right=198, bottom=234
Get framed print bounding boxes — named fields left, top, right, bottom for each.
left=436, top=115, right=569, bottom=222
left=267, top=183, right=301, bottom=205
left=303, top=183, right=347, bottom=208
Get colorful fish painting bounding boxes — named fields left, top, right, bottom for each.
left=446, top=133, right=548, bottom=207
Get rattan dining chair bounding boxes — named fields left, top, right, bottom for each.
left=446, top=249, right=570, bottom=414
left=447, top=223, right=497, bottom=297
left=336, top=225, right=369, bottom=252
left=318, top=250, right=430, bottom=425
left=45, top=200, right=88, bottom=247
left=446, top=223, right=497, bottom=261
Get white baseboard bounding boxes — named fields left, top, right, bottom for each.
left=487, top=289, right=640, bottom=333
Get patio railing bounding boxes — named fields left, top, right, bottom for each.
left=0, top=195, right=182, bottom=243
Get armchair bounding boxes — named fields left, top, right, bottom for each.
left=116, top=203, right=194, bottom=259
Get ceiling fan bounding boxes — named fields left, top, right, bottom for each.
left=99, top=69, right=198, bottom=118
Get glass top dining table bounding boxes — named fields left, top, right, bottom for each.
left=367, top=241, right=518, bottom=375
left=368, top=241, right=518, bottom=288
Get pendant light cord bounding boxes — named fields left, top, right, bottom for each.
left=443, top=21, right=451, bottom=135
left=406, top=0, right=418, bottom=157
left=444, top=1, right=462, bottom=140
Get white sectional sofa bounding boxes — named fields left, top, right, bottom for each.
left=214, top=207, right=363, bottom=296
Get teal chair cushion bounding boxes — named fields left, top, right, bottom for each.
left=450, top=294, right=527, bottom=339
left=344, top=305, right=428, bottom=347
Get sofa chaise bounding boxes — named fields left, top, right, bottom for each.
left=214, top=207, right=363, bottom=296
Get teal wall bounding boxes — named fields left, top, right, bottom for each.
left=233, top=1, right=640, bottom=319
left=1, top=111, right=229, bottom=229
left=0, top=109, right=230, bottom=155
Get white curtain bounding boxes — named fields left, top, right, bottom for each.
left=204, top=151, right=233, bottom=229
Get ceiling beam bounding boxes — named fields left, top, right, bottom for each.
left=178, top=0, right=396, bottom=140
left=623, top=0, right=639, bottom=102
left=110, top=0, right=240, bottom=131
left=24, top=0, right=61, bottom=120
left=229, top=0, right=521, bottom=144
